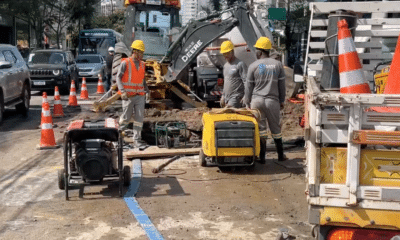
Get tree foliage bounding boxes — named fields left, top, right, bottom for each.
left=91, top=10, right=125, bottom=33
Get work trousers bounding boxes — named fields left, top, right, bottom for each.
left=105, top=74, right=112, bottom=91
left=119, top=94, right=145, bottom=141
left=250, top=96, right=282, bottom=139
left=225, top=95, right=243, bottom=108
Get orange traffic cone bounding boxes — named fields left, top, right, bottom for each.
left=338, top=19, right=371, bottom=94
left=53, top=86, right=64, bottom=117
left=80, top=77, right=89, bottom=100
left=68, top=80, right=78, bottom=106
left=96, top=74, right=105, bottom=94
left=38, top=92, right=58, bottom=149
left=40, top=92, right=53, bottom=127
left=372, top=33, right=400, bottom=113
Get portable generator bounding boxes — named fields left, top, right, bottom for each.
left=58, top=118, right=130, bottom=200
left=200, top=109, right=262, bottom=170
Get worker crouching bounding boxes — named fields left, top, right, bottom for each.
left=220, top=40, right=247, bottom=108
left=244, top=37, right=287, bottom=163
left=116, top=40, right=149, bottom=148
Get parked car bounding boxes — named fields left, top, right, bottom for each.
left=0, top=44, right=31, bottom=124
left=76, top=54, right=106, bottom=81
left=28, top=49, right=79, bottom=94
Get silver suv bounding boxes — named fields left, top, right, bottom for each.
left=0, top=44, right=31, bottom=123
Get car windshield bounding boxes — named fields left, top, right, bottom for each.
left=28, top=52, right=65, bottom=64
left=76, top=56, right=101, bottom=64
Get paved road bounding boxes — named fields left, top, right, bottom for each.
left=0, top=82, right=312, bottom=240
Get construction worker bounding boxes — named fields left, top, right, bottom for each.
left=105, top=47, right=115, bottom=91
left=116, top=40, right=149, bottom=148
left=244, top=37, right=287, bottom=163
left=220, top=40, right=247, bottom=108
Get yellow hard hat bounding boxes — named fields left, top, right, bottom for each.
left=131, top=40, right=145, bottom=52
left=254, top=37, right=272, bottom=50
left=220, top=40, right=234, bottom=54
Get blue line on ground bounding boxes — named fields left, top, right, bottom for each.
left=124, top=159, right=164, bottom=240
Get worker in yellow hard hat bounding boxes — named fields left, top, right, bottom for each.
left=219, top=40, right=247, bottom=108
left=115, top=40, right=149, bottom=149
left=244, top=36, right=287, bottom=163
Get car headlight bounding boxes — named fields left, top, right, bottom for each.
left=53, top=70, right=62, bottom=76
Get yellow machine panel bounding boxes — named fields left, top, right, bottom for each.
left=320, top=148, right=347, bottom=184
left=202, top=111, right=260, bottom=157
left=320, top=148, right=400, bottom=187
left=320, top=207, right=400, bottom=230
left=360, top=149, right=400, bottom=187
left=374, top=66, right=390, bottom=94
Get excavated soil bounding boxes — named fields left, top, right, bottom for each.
left=144, top=67, right=304, bottom=139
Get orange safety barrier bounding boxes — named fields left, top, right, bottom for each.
left=68, top=80, right=78, bottom=107
left=96, top=74, right=105, bottom=94
left=338, top=19, right=371, bottom=94
left=53, top=86, right=64, bottom=117
left=38, top=92, right=58, bottom=149
left=80, top=77, right=89, bottom=100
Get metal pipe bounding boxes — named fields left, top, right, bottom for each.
left=152, top=155, right=181, bottom=173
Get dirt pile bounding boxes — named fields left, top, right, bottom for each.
left=143, top=66, right=304, bottom=138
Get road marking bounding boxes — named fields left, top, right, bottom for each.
left=124, top=159, right=164, bottom=240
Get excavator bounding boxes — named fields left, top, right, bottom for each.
left=93, top=0, right=271, bottom=111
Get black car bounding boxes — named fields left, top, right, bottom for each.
left=28, top=49, right=79, bottom=94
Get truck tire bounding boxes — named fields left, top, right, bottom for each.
left=123, top=165, right=131, bottom=187
left=16, top=83, right=30, bottom=116
left=112, top=53, right=124, bottom=84
left=61, top=76, right=71, bottom=95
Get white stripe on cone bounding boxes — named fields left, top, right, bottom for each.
left=42, top=110, right=51, bottom=116
left=339, top=69, right=366, bottom=88
left=70, top=92, right=76, bottom=96
left=41, top=123, right=53, bottom=129
left=81, top=86, right=87, bottom=90
left=338, top=37, right=357, bottom=54
left=54, top=100, right=61, bottom=104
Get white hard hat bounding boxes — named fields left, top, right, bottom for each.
left=108, top=47, right=115, bottom=52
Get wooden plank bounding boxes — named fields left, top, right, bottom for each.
left=310, top=1, right=400, bottom=14
left=125, top=146, right=201, bottom=159
left=310, top=41, right=384, bottom=49
left=312, top=18, right=400, bottom=27
left=311, top=29, right=400, bottom=38
left=309, top=52, right=394, bottom=60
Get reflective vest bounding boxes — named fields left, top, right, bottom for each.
left=118, top=58, right=145, bottom=96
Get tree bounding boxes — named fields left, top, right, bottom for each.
left=43, top=0, right=72, bottom=49
left=67, top=0, right=100, bottom=32
left=92, top=10, right=125, bottom=33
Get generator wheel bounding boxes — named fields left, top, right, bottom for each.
left=199, top=149, right=207, bottom=167
left=58, top=169, right=66, bottom=190
left=218, top=166, right=232, bottom=172
left=123, top=165, right=131, bottom=187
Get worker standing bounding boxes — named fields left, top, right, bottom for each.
left=116, top=40, right=149, bottom=148
left=220, top=40, right=247, bottom=108
left=105, top=47, right=115, bottom=91
left=244, top=37, right=287, bottom=163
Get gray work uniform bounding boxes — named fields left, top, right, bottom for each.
left=116, top=58, right=149, bottom=141
left=222, top=59, right=247, bottom=108
left=244, top=58, right=285, bottom=139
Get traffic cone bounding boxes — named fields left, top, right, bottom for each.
left=372, top=33, right=400, bottom=113
left=96, top=74, right=105, bottom=94
left=40, top=92, right=53, bottom=127
left=80, top=77, right=89, bottom=100
left=37, top=92, right=58, bottom=149
left=338, top=19, right=371, bottom=94
left=53, top=86, right=64, bottom=117
left=68, top=80, right=78, bottom=106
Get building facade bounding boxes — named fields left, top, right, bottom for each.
left=181, top=0, right=198, bottom=26
left=101, top=0, right=125, bottom=16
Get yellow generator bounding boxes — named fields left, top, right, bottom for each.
left=200, top=109, right=262, bottom=170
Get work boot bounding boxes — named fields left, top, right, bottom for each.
left=273, top=138, right=287, bottom=162
left=259, top=137, right=266, bottom=164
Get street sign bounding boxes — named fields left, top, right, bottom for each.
left=268, top=8, right=286, bottom=20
